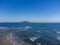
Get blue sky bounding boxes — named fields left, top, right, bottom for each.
left=0, top=0, right=60, bottom=22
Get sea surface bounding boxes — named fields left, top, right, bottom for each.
left=0, top=23, right=60, bottom=31
left=0, top=23, right=60, bottom=38
left=0, top=23, right=60, bottom=45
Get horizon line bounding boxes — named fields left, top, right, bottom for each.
left=0, top=21, right=60, bottom=23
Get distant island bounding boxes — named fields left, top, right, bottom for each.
left=21, top=21, right=30, bottom=23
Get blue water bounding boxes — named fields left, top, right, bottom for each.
left=0, top=22, right=60, bottom=27
left=0, top=22, right=60, bottom=45
left=0, top=23, right=60, bottom=37
left=0, top=23, right=60, bottom=31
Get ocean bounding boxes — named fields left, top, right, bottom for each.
left=0, top=23, right=60, bottom=31
left=0, top=23, right=60, bottom=45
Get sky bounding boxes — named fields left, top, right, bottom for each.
left=0, top=0, right=60, bottom=22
